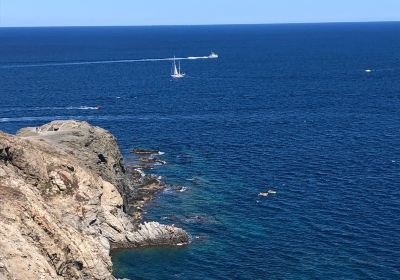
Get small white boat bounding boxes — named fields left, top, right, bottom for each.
left=171, top=57, right=185, bottom=79
left=208, top=52, right=218, bottom=59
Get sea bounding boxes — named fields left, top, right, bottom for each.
left=0, top=22, right=399, bottom=279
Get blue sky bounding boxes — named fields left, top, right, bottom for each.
left=1, top=0, right=399, bottom=27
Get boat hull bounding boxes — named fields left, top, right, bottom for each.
left=171, top=73, right=185, bottom=79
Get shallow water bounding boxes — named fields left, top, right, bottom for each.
left=1, top=23, right=400, bottom=279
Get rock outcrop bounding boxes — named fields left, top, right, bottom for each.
left=0, top=120, right=189, bottom=280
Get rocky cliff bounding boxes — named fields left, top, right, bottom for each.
left=0, top=120, right=188, bottom=280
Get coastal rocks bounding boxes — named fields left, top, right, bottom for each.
left=17, top=120, right=134, bottom=208
left=137, top=157, right=166, bottom=165
left=128, top=150, right=166, bottom=171
left=132, top=149, right=162, bottom=156
left=0, top=120, right=189, bottom=280
left=127, top=174, right=167, bottom=222
left=131, top=149, right=161, bottom=155
left=123, top=222, right=188, bottom=247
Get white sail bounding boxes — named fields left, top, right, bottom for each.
left=171, top=57, right=185, bottom=78
left=173, top=62, right=178, bottom=75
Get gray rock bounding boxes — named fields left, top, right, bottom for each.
left=1, top=120, right=189, bottom=280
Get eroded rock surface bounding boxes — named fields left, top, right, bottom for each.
left=0, top=120, right=188, bottom=280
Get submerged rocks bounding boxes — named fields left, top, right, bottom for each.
left=138, top=157, right=166, bottom=165
left=0, top=120, right=189, bottom=280
left=131, top=149, right=160, bottom=155
left=127, top=173, right=166, bottom=222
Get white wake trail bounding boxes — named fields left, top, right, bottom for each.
left=0, top=55, right=215, bottom=69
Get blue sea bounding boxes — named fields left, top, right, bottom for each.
left=1, top=23, right=400, bottom=279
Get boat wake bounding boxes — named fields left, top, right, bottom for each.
left=67, top=106, right=99, bottom=110
left=363, top=67, right=400, bottom=73
left=0, top=54, right=218, bottom=69
left=0, top=106, right=99, bottom=112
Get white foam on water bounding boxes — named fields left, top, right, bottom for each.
left=178, top=187, right=188, bottom=193
left=0, top=106, right=99, bottom=112
left=67, top=106, right=99, bottom=110
left=0, top=116, right=63, bottom=123
left=363, top=67, right=400, bottom=73
left=162, top=187, right=173, bottom=194
left=135, top=169, right=146, bottom=178
left=0, top=54, right=216, bottom=69
left=187, top=56, right=208, bottom=60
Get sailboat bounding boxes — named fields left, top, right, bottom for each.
left=171, top=57, right=185, bottom=79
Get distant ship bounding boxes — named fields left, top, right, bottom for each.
left=208, top=52, right=219, bottom=59
left=171, top=57, right=185, bottom=79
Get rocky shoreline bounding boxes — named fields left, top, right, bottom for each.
left=0, top=120, right=189, bottom=280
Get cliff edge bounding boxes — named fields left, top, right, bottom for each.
left=0, top=120, right=188, bottom=280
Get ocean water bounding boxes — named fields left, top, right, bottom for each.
left=1, top=23, right=400, bottom=279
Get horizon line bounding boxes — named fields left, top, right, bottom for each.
left=0, top=20, right=399, bottom=29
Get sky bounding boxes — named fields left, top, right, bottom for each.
left=0, top=0, right=399, bottom=27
